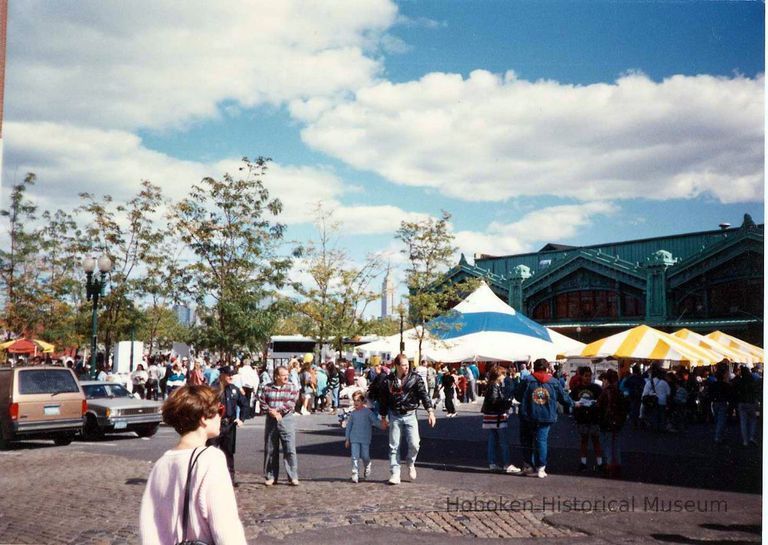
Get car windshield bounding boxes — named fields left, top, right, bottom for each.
left=83, top=384, right=133, bottom=399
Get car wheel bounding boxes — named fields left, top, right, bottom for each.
left=0, top=427, right=12, bottom=450
left=53, top=434, right=74, bottom=446
left=84, top=414, right=104, bottom=441
left=136, top=424, right=159, bottom=438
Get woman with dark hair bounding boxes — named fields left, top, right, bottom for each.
left=328, top=362, right=341, bottom=415
left=481, top=365, right=519, bottom=473
left=597, top=369, right=628, bottom=478
left=441, top=366, right=458, bottom=417
left=140, top=384, right=246, bottom=545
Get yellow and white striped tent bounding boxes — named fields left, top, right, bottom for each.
left=577, top=325, right=721, bottom=366
left=672, top=329, right=758, bottom=365
left=705, top=331, right=764, bottom=362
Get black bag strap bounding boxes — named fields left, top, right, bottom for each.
left=179, top=446, right=211, bottom=543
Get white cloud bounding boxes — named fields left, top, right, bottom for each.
left=454, top=202, right=618, bottom=257
left=335, top=205, right=430, bottom=235
left=300, top=70, right=764, bottom=204
left=7, top=0, right=398, bottom=130
left=3, top=121, right=427, bottom=237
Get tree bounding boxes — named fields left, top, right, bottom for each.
left=294, top=204, right=380, bottom=357
left=37, top=208, right=90, bottom=348
left=78, top=180, right=169, bottom=363
left=395, top=211, right=478, bottom=363
left=172, top=157, right=296, bottom=360
left=0, top=174, right=42, bottom=339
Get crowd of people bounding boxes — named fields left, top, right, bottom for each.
left=136, top=353, right=761, bottom=545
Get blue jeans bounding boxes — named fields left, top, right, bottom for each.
left=351, top=442, right=371, bottom=475
left=599, top=430, right=622, bottom=465
left=519, top=420, right=551, bottom=469
left=264, top=414, right=298, bottom=481
left=331, top=386, right=340, bottom=408
left=388, top=411, right=420, bottom=472
left=487, top=427, right=510, bottom=467
left=712, top=401, right=729, bottom=442
left=738, top=402, right=758, bottom=444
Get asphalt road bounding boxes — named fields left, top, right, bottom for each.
left=69, top=399, right=761, bottom=493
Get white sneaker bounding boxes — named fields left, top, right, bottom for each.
left=388, top=472, right=401, bottom=485
left=505, top=464, right=522, bottom=474
left=537, top=466, right=547, bottom=479
left=363, top=463, right=372, bottom=479
left=408, top=464, right=417, bottom=480
left=351, top=474, right=359, bottom=483
left=488, top=464, right=500, bottom=472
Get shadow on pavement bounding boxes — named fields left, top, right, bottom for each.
left=293, top=412, right=761, bottom=494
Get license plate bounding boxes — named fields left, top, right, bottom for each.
left=44, top=406, right=60, bottom=416
left=113, top=420, right=128, bottom=430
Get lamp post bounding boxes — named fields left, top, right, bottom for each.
left=399, top=306, right=405, bottom=354
left=84, top=254, right=112, bottom=378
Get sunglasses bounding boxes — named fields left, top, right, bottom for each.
left=217, top=403, right=226, bottom=417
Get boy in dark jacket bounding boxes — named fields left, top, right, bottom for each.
left=515, top=358, right=573, bottom=478
left=570, top=367, right=603, bottom=472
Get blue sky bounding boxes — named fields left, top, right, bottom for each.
left=2, top=0, right=764, bottom=306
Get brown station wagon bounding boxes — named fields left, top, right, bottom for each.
left=0, top=366, right=86, bottom=448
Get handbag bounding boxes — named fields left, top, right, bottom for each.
left=642, top=378, right=659, bottom=409
left=175, top=446, right=212, bottom=545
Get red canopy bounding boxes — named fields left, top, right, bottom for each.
left=5, top=339, right=39, bottom=354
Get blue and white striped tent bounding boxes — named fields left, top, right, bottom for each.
left=422, top=282, right=583, bottom=362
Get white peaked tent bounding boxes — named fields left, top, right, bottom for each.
left=358, top=282, right=584, bottom=362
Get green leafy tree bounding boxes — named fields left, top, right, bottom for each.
left=172, top=157, right=296, bottom=360
left=78, top=180, right=169, bottom=362
left=395, top=211, right=478, bottom=363
left=0, top=174, right=42, bottom=339
left=37, top=208, right=90, bottom=348
left=137, top=305, right=191, bottom=354
left=294, top=205, right=380, bottom=357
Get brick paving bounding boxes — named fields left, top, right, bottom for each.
left=0, top=449, right=582, bottom=545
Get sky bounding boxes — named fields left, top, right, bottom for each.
left=1, top=0, right=764, bottom=312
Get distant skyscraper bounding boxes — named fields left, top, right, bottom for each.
left=173, top=304, right=193, bottom=326
left=381, top=269, right=396, bottom=318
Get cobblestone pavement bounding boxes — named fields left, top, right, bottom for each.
left=0, top=436, right=762, bottom=545
left=0, top=449, right=582, bottom=545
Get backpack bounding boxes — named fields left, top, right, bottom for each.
left=673, top=386, right=688, bottom=405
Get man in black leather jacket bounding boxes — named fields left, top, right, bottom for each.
left=378, top=354, right=436, bottom=485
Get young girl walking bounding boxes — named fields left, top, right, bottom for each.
left=344, top=390, right=385, bottom=482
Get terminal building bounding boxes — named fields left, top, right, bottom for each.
left=444, top=214, right=763, bottom=345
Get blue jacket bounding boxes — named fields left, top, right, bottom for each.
left=345, top=407, right=383, bottom=444
left=515, top=372, right=573, bottom=424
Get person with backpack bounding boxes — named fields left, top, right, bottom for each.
left=514, top=359, right=574, bottom=478
left=597, top=369, right=628, bottom=479
left=641, top=365, right=670, bottom=432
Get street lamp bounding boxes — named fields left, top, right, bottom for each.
left=84, top=254, right=112, bottom=378
left=398, top=305, right=405, bottom=354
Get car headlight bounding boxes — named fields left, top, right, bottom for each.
left=105, top=408, right=111, bottom=418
